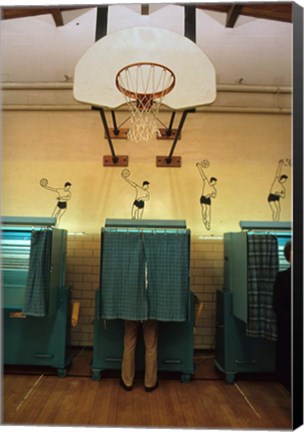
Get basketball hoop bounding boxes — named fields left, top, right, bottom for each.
left=116, top=62, right=175, bottom=142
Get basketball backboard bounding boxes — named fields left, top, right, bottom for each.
left=73, top=26, right=216, bottom=110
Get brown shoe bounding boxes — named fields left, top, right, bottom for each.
left=145, top=381, right=158, bottom=392
left=119, top=378, right=133, bottom=391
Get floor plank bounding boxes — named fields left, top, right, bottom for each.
left=2, top=373, right=292, bottom=429
left=2, top=351, right=292, bottom=429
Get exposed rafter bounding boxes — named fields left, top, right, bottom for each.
left=226, top=4, right=242, bottom=28
left=2, top=7, right=63, bottom=26
left=240, top=2, right=292, bottom=22
left=1, top=6, right=88, bottom=27
left=141, top=5, right=150, bottom=15
left=51, top=8, right=64, bottom=27
left=195, top=2, right=292, bottom=27
left=1, top=3, right=293, bottom=29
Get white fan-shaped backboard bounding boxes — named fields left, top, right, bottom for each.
left=73, top=26, right=216, bottom=110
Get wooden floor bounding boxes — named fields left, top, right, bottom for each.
left=2, top=350, right=292, bottom=429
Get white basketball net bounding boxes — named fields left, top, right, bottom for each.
left=127, top=99, right=160, bottom=143
left=116, top=63, right=175, bottom=143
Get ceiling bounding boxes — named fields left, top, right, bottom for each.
left=1, top=3, right=292, bottom=28
left=0, top=3, right=293, bottom=87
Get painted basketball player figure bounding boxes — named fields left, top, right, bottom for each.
left=40, top=178, right=72, bottom=226
left=196, top=160, right=217, bottom=231
left=121, top=169, right=150, bottom=219
left=267, top=159, right=288, bottom=221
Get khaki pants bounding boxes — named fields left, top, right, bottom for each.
left=121, top=320, right=158, bottom=388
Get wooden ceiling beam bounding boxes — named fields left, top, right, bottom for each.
left=195, top=2, right=292, bottom=23
left=1, top=7, right=64, bottom=26
left=2, top=7, right=52, bottom=20
left=241, top=4, right=292, bottom=23
left=226, top=4, right=242, bottom=28
left=1, top=3, right=293, bottom=26
left=141, top=4, right=150, bottom=15
left=51, top=8, right=64, bottom=27
left=1, top=6, right=87, bottom=26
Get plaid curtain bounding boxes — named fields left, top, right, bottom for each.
left=22, top=229, right=52, bottom=317
left=100, top=229, right=190, bottom=321
left=246, top=234, right=279, bottom=341
left=100, top=231, right=147, bottom=320
left=143, top=232, right=189, bottom=321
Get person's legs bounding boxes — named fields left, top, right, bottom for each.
left=121, top=320, right=139, bottom=388
left=142, top=320, right=158, bottom=390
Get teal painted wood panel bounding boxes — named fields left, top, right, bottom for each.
left=224, top=232, right=248, bottom=322
left=92, top=290, right=195, bottom=379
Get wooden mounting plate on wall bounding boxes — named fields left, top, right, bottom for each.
left=107, top=128, right=129, bottom=139
left=107, top=128, right=181, bottom=140
left=103, top=155, right=129, bottom=166
left=157, top=129, right=181, bottom=140
left=156, top=156, right=182, bottom=167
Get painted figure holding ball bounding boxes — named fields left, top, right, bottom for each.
left=196, top=160, right=217, bottom=231
left=40, top=178, right=72, bottom=226
left=121, top=170, right=150, bottom=220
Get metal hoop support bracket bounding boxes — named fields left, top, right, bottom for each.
left=94, top=107, right=190, bottom=167
left=156, top=110, right=190, bottom=167
left=94, top=107, right=129, bottom=166
left=157, top=112, right=181, bottom=140
left=106, top=110, right=181, bottom=141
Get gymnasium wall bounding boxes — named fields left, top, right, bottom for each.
left=2, top=101, right=292, bottom=349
